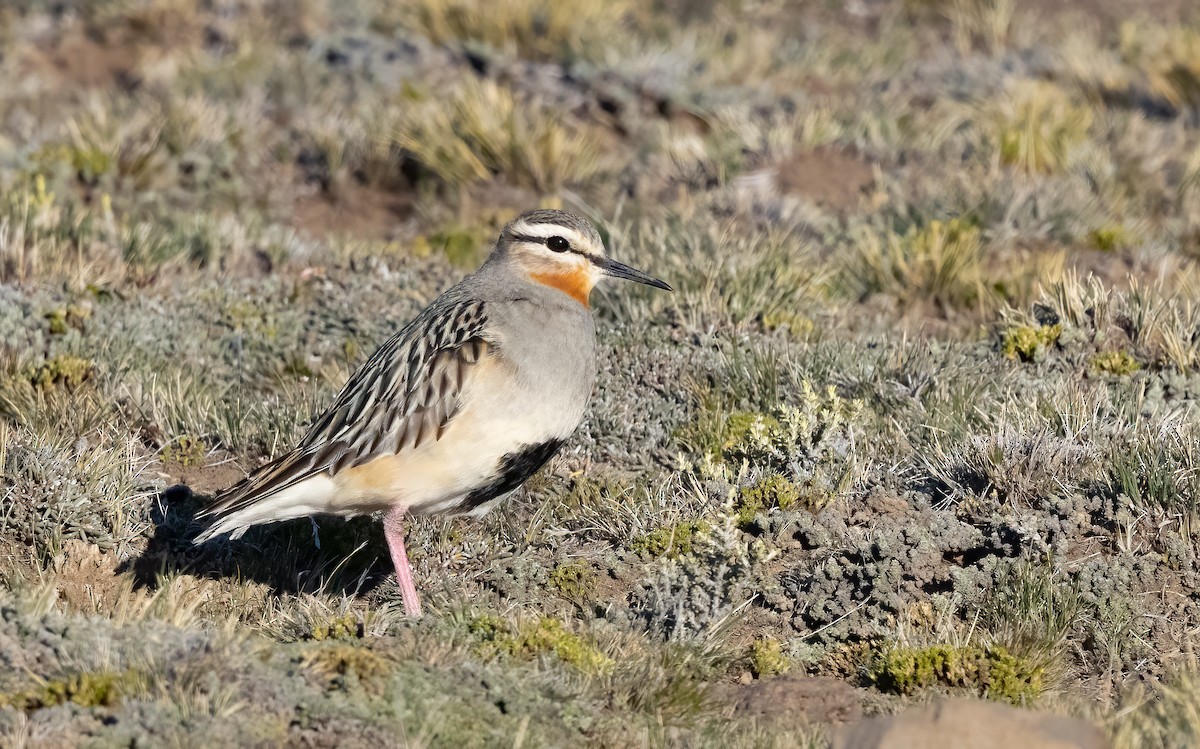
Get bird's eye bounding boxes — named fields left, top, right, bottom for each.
left=546, top=236, right=570, bottom=252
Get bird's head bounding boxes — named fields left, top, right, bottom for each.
left=493, top=209, right=671, bottom=307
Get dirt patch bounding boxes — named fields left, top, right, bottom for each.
left=716, top=676, right=862, bottom=729
left=19, top=27, right=140, bottom=91
left=835, top=698, right=1107, bottom=749
left=156, top=457, right=247, bottom=498
left=291, top=181, right=413, bottom=242
left=49, top=540, right=130, bottom=614
left=775, top=147, right=877, bottom=213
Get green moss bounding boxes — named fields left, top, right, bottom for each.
left=630, top=519, right=711, bottom=558
left=520, top=618, right=613, bottom=675
left=44, top=304, right=92, bottom=335
left=1, top=670, right=140, bottom=710
left=1090, top=350, right=1141, bottom=376
left=870, top=644, right=1043, bottom=704
left=1001, top=323, right=1062, bottom=362
left=467, top=614, right=512, bottom=649
left=1087, top=225, right=1131, bottom=252
left=467, top=615, right=612, bottom=675
left=735, top=473, right=803, bottom=528
left=161, top=434, right=207, bottom=467
left=548, top=560, right=595, bottom=605
left=302, top=644, right=392, bottom=692
left=308, top=613, right=363, bottom=641
left=985, top=647, right=1045, bottom=704
left=749, top=638, right=790, bottom=678
left=31, top=355, right=94, bottom=390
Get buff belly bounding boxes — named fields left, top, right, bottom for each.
left=327, top=354, right=585, bottom=517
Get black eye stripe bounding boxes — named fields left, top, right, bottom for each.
left=511, top=233, right=578, bottom=254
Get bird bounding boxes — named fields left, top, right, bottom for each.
left=194, top=209, right=671, bottom=617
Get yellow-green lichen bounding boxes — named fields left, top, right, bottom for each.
left=749, top=637, right=791, bottom=678
left=1087, top=225, right=1131, bottom=252
left=34, top=141, right=114, bottom=184
left=735, top=473, right=802, bottom=528
left=630, top=519, right=712, bottom=558
left=308, top=613, right=363, bottom=641
left=31, top=355, right=94, bottom=390
left=761, top=310, right=814, bottom=337
left=703, top=383, right=862, bottom=510
left=161, top=435, right=207, bottom=467
left=44, top=304, right=92, bottom=335
left=467, top=615, right=612, bottom=675
left=1089, top=350, right=1141, bottom=376
left=869, top=644, right=1043, bottom=704
left=1, top=670, right=140, bottom=710
left=519, top=618, right=613, bottom=675
left=1001, top=323, right=1062, bottom=362
left=548, top=560, right=595, bottom=605
left=302, top=644, right=392, bottom=692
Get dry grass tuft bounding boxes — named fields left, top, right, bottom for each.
left=393, top=78, right=607, bottom=192
left=401, top=0, right=633, bottom=61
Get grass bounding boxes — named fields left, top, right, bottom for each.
left=392, top=77, right=607, bottom=193
left=1112, top=667, right=1200, bottom=749
left=846, top=217, right=987, bottom=310
left=401, top=0, right=634, bottom=62
left=992, top=81, right=1094, bottom=175
left=1, top=0, right=1200, bottom=746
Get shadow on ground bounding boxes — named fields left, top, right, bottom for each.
left=120, top=483, right=391, bottom=597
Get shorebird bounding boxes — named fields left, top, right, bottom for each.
left=194, top=209, right=670, bottom=617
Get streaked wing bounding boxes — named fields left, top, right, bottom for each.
left=199, top=299, right=490, bottom=519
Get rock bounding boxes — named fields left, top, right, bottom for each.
left=834, top=698, right=1108, bottom=749
left=724, top=676, right=862, bottom=730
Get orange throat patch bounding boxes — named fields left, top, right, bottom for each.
left=531, top=267, right=594, bottom=307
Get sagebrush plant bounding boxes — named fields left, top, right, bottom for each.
left=636, top=509, right=773, bottom=642
left=924, top=423, right=1101, bottom=506
left=690, top=380, right=865, bottom=513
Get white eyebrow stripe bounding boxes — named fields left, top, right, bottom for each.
left=508, top=221, right=588, bottom=247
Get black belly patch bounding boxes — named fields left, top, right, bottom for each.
left=459, top=439, right=565, bottom=511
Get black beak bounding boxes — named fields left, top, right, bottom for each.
left=590, top=255, right=672, bottom=291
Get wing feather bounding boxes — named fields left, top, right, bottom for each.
left=198, top=299, right=490, bottom=524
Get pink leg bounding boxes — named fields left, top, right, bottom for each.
left=383, top=507, right=422, bottom=618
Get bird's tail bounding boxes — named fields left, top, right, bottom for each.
left=193, top=448, right=339, bottom=543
